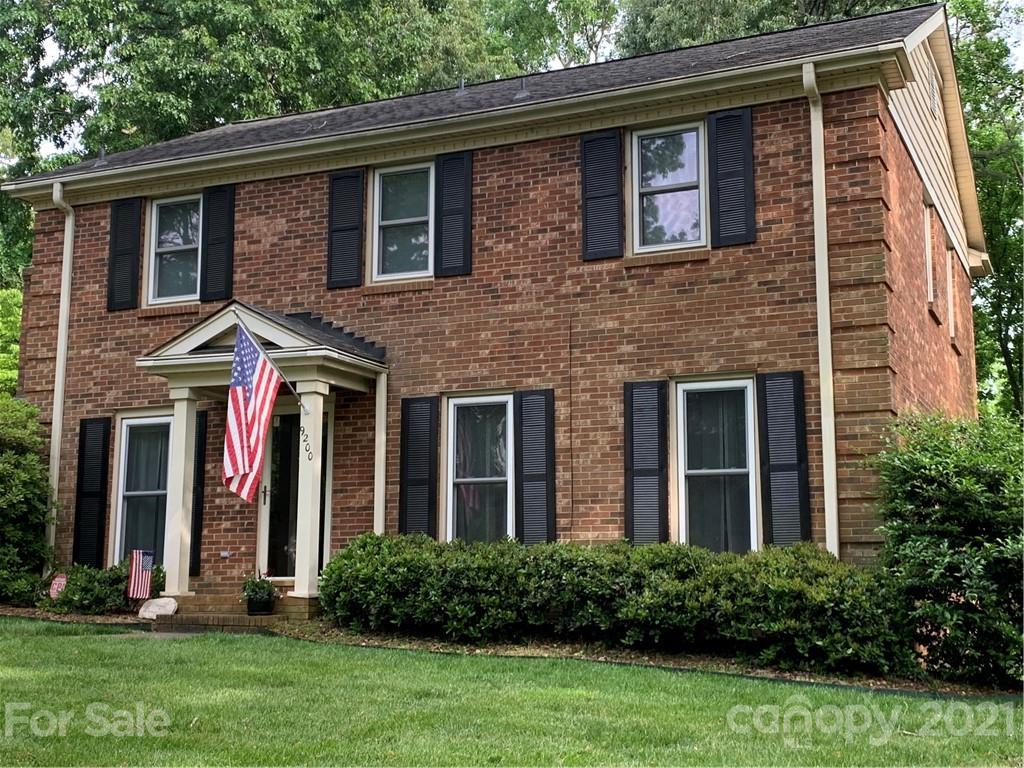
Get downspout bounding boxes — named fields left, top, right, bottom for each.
left=802, top=63, right=841, bottom=558
left=48, top=182, right=75, bottom=550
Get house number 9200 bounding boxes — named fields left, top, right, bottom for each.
left=298, top=426, right=314, bottom=462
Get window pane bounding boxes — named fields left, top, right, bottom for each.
left=686, top=389, right=747, bottom=470
left=455, top=403, right=507, bottom=479
left=124, top=424, right=170, bottom=492
left=379, top=223, right=429, bottom=275
left=455, top=481, right=507, bottom=543
left=155, top=249, right=199, bottom=298
left=687, top=474, right=750, bottom=554
left=380, top=169, right=429, bottom=221
left=640, top=131, right=699, bottom=188
left=157, top=201, right=200, bottom=248
left=123, top=495, right=166, bottom=564
left=641, top=190, right=701, bottom=246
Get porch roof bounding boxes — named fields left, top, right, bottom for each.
left=137, top=300, right=387, bottom=394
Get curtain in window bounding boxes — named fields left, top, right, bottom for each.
left=122, top=423, right=169, bottom=564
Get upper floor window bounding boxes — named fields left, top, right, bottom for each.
left=632, top=123, right=707, bottom=252
left=149, top=196, right=201, bottom=303
left=372, top=163, right=434, bottom=281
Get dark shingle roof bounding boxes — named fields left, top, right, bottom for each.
left=19, top=4, right=938, bottom=183
left=242, top=302, right=386, bottom=362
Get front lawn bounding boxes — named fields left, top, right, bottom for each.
left=0, top=618, right=1019, bottom=766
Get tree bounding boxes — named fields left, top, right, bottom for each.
left=486, top=0, right=619, bottom=69
left=617, top=0, right=912, bottom=55
left=947, top=0, right=1023, bottom=419
left=0, top=289, right=20, bottom=396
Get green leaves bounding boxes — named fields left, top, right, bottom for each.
left=876, top=413, right=1023, bottom=687
left=0, top=392, right=50, bottom=604
left=319, top=535, right=917, bottom=677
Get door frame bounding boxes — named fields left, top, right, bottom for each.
left=257, top=395, right=335, bottom=580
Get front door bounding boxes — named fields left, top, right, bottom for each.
left=261, top=413, right=331, bottom=578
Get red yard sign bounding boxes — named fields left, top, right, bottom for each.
left=48, top=573, right=67, bottom=600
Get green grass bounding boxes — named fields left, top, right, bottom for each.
left=0, top=618, right=1019, bottom=766
left=0, top=616, right=132, bottom=636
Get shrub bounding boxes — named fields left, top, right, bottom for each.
left=320, top=534, right=911, bottom=676
left=42, top=560, right=165, bottom=615
left=876, top=413, right=1023, bottom=687
left=0, top=393, right=51, bottom=603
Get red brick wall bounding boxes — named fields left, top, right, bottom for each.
left=823, top=86, right=977, bottom=562
left=17, top=87, right=977, bottom=586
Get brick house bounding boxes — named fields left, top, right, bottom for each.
left=4, top=4, right=988, bottom=614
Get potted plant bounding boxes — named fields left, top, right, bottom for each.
left=241, top=572, right=277, bottom=615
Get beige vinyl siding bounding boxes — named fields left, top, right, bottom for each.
left=888, top=39, right=967, bottom=258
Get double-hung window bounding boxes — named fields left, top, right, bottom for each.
left=677, top=380, right=757, bottom=554
left=446, top=395, right=515, bottom=543
left=633, top=123, right=706, bottom=251
left=116, top=417, right=172, bottom=564
left=149, top=196, right=201, bottom=303
left=372, top=163, right=434, bottom=281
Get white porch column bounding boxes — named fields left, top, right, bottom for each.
left=162, top=387, right=198, bottom=596
left=291, top=380, right=328, bottom=598
left=373, top=371, right=388, bottom=534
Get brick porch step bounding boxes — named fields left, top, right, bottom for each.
left=153, top=613, right=279, bottom=634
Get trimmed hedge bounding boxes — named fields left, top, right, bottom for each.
left=0, top=393, right=51, bottom=605
left=876, top=413, right=1023, bottom=688
left=320, top=535, right=915, bottom=677
left=40, top=560, right=165, bottom=615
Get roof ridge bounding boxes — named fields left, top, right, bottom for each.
left=222, top=2, right=941, bottom=131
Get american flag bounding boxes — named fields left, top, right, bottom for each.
left=127, top=549, right=154, bottom=600
left=222, top=324, right=283, bottom=502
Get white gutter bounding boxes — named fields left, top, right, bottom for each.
left=802, top=63, right=841, bottom=558
left=48, top=182, right=75, bottom=549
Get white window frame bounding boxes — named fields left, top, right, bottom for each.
left=113, top=415, right=173, bottom=563
left=371, top=162, right=435, bottom=282
left=675, top=379, right=758, bottom=553
left=445, top=394, right=515, bottom=543
left=148, top=194, right=202, bottom=304
left=631, top=121, right=708, bottom=254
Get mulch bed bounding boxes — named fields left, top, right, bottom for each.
left=0, top=604, right=151, bottom=626
left=269, top=619, right=1019, bottom=699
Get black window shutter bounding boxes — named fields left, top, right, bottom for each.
left=624, top=381, right=668, bottom=544
left=756, top=372, right=811, bottom=545
left=200, top=185, right=235, bottom=301
left=514, top=389, right=555, bottom=544
left=189, top=410, right=208, bottom=578
left=708, top=107, right=755, bottom=247
left=73, top=417, right=111, bottom=567
left=327, top=169, right=365, bottom=288
left=434, top=151, right=473, bottom=277
left=399, top=396, right=439, bottom=537
left=107, top=198, right=141, bottom=311
left=581, top=129, right=624, bottom=260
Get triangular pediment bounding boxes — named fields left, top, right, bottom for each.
left=145, top=301, right=322, bottom=358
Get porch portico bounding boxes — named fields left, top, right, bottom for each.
left=137, top=301, right=388, bottom=598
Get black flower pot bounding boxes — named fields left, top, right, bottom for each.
left=247, top=597, right=274, bottom=616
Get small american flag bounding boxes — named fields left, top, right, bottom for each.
left=222, top=324, right=283, bottom=502
left=127, top=549, right=154, bottom=600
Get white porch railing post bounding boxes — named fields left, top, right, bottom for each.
left=290, top=380, right=328, bottom=598
left=162, top=387, right=198, bottom=597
